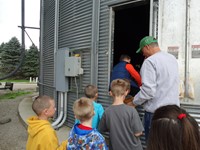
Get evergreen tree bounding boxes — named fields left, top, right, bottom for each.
left=0, top=42, right=6, bottom=76
left=0, top=37, right=21, bottom=76
left=22, top=44, right=39, bottom=78
left=0, top=42, right=6, bottom=64
left=0, top=42, right=5, bottom=54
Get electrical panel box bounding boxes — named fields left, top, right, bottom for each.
left=55, top=48, right=69, bottom=92
left=65, top=57, right=83, bottom=76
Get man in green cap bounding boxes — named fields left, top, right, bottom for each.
left=129, top=36, right=180, bottom=142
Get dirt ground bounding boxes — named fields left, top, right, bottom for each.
left=0, top=84, right=37, bottom=150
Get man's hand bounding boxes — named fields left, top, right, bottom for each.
left=124, top=95, right=137, bottom=107
left=126, top=101, right=136, bottom=108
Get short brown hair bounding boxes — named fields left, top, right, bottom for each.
left=110, top=79, right=127, bottom=97
left=73, top=97, right=94, bottom=121
left=120, top=54, right=131, bottom=61
left=84, top=85, right=98, bottom=99
left=32, top=95, right=54, bottom=115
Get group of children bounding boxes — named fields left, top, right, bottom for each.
left=26, top=79, right=200, bottom=150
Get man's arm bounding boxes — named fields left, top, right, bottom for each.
left=126, top=64, right=142, bottom=86
left=133, top=60, right=157, bottom=106
left=134, top=132, right=143, bottom=137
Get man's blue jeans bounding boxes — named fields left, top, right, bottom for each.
left=144, top=111, right=154, bottom=142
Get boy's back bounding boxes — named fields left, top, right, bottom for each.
left=92, top=101, right=104, bottom=128
left=68, top=97, right=108, bottom=149
left=99, top=104, right=143, bottom=150
left=68, top=124, right=107, bottom=149
left=26, top=116, right=59, bottom=150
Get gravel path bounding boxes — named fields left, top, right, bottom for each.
left=0, top=86, right=36, bottom=150
left=0, top=94, right=30, bottom=150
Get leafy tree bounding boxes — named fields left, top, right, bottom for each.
left=22, top=44, right=39, bottom=78
left=0, top=37, right=21, bottom=76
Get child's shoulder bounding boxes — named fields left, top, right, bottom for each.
left=106, top=104, right=137, bottom=112
left=93, top=101, right=103, bottom=107
left=124, top=105, right=138, bottom=114
left=91, top=129, right=105, bottom=140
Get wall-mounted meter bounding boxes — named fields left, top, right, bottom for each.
left=65, top=57, right=83, bottom=76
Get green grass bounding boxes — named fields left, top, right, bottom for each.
left=0, top=79, right=29, bottom=83
left=0, top=90, right=32, bottom=100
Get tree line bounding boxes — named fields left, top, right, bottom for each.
left=0, top=37, right=39, bottom=79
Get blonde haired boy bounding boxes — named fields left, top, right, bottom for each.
left=68, top=97, right=108, bottom=150
left=75, top=85, right=104, bottom=129
left=99, top=79, right=144, bottom=150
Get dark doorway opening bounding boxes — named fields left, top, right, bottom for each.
left=113, top=2, right=150, bottom=72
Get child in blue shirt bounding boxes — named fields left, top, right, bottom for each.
left=76, top=85, right=104, bottom=128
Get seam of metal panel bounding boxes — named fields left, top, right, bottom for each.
left=107, top=0, right=146, bottom=7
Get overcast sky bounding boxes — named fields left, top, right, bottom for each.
left=0, top=0, right=40, bottom=48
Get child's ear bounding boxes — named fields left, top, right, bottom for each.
left=109, top=91, right=113, bottom=96
left=95, top=93, right=98, bottom=97
left=125, top=90, right=129, bottom=96
left=43, top=108, right=48, bottom=115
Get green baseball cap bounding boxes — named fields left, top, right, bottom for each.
left=136, top=36, right=158, bottom=53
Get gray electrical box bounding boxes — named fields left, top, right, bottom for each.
left=65, top=57, right=83, bottom=76
left=55, top=48, right=69, bottom=92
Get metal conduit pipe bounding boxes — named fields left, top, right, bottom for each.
left=184, top=0, right=190, bottom=98
left=53, top=0, right=59, bottom=88
left=51, top=0, right=65, bottom=128
left=39, top=0, right=44, bottom=94
left=52, top=92, right=64, bottom=127
left=53, top=92, right=67, bottom=129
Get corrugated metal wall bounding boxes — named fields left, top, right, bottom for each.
left=40, top=0, right=55, bottom=98
left=97, top=0, right=114, bottom=108
left=58, top=0, right=93, bottom=126
left=181, top=104, right=200, bottom=126
left=58, top=0, right=93, bottom=49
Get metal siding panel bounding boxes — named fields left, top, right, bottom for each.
left=67, top=92, right=85, bottom=127
left=41, top=0, right=55, bottom=97
left=81, top=49, right=91, bottom=88
left=43, top=86, right=55, bottom=98
left=97, top=0, right=113, bottom=108
left=58, top=0, right=93, bottom=125
left=181, top=104, right=200, bottom=126
left=66, top=92, right=76, bottom=127
left=58, top=0, right=93, bottom=49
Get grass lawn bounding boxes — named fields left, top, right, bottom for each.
left=0, top=90, right=32, bottom=100
left=0, top=79, right=29, bottom=83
